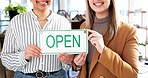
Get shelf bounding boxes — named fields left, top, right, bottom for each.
left=129, top=10, right=147, bottom=13
left=138, top=27, right=148, bottom=30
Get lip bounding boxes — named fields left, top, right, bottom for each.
left=93, top=2, right=104, bottom=7
left=36, top=0, right=48, bottom=5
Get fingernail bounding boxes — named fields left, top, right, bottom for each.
left=93, top=43, right=96, bottom=46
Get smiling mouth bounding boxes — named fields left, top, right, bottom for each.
left=94, top=2, right=104, bottom=6
left=37, top=1, right=48, bottom=4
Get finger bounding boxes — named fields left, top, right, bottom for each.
left=58, top=54, right=73, bottom=64
left=58, top=53, right=68, bottom=59
left=61, top=53, right=74, bottom=58
left=31, top=45, right=42, bottom=53
left=76, top=53, right=87, bottom=65
left=27, top=45, right=41, bottom=52
left=63, top=57, right=73, bottom=64
left=58, top=53, right=69, bottom=62
left=60, top=53, right=70, bottom=57
left=89, top=40, right=96, bottom=47
left=89, top=37, right=98, bottom=42
left=74, top=53, right=83, bottom=63
left=28, top=46, right=41, bottom=56
left=79, top=54, right=87, bottom=66
left=25, top=50, right=38, bottom=58
left=74, top=53, right=86, bottom=65
left=67, top=54, right=74, bottom=58
left=87, top=29, right=96, bottom=34
left=88, top=34, right=95, bottom=41
left=28, top=50, right=40, bottom=57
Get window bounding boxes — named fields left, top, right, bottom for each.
left=117, top=0, right=148, bottom=60
left=67, top=0, right=86, bottom=19
left=0, top=0, right=10, bottom=32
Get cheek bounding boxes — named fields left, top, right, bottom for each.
left=47, top=0, right=52, bottom=6
left=89, top=4, right=93, bottom=10
left=89, top=1, right=95, bottom=10
left=104, top=1, right=110, bottom=9
left=106, top=0, right=111, bottom=6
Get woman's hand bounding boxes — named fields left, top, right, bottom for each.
left=73, top=53, right=87, bottom=66
left=88, top=29, right=105, bottom=54
left=57, top=53, right=74, bottom=64
left=25, top=45, right=42, bottom=60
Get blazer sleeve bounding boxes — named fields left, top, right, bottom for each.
left=98, top=26, right=139, bottom=78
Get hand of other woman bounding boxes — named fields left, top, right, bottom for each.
left=58, top=53, right=74, bottom=64
left=88, top=29, right=105, bottom=54
left=73, top=53, right=87, bottom=66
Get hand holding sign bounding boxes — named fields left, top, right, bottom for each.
left=25, top=45, right=42, bottom=60
left=73, top=53, right=87, bottom=66
left=88, top=29, right=104, bottom=54
left=57, top=53, right=74, bottom=64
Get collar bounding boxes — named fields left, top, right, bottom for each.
left=29, top=10, right=54, bottom=21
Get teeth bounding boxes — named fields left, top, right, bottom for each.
left=95, top=3, right=102, bottom=6
left=39, top=2, right=47, bottom=4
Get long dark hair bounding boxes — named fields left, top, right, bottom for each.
left=85, top=0, right=118, bottom=40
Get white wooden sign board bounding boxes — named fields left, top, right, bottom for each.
left=39, top=30, right=88, bottom=54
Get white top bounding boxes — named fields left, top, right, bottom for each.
left=0, top=10, right=71, bottom=73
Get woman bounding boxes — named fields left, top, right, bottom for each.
left=73, top=0, right=139, bottom=78
left=1, top=0, right=74, bottom=78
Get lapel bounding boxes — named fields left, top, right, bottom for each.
left=88, top=49, right=100, bottom=76
left=88, top=31, right=110, bottom=77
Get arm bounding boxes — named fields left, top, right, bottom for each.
left=99, top=27, right=139, bottom=78
left=1, top=20, right=28, bottom=71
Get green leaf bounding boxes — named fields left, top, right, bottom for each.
left=3, top=3, right=28, bottom=18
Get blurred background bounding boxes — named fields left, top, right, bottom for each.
left=0, top=0, right=148, bottom=78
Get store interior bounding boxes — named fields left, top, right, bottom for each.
left=0, top=0, right=148, bottom=78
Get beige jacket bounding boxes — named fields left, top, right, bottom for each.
left=73, top=22, right=139, bottom=78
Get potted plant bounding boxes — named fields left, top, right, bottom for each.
left=4, top=3, right=27, bottom=20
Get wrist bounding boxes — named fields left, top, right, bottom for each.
left=74, top=62, right=82, bottom=71
left=71, top=61, right=82, bottom=71
left=24, top=55, right=30, bottom=62
left=24, top=52, right=31, bottom=60
left=97, top=45, right=104, bottom=54
left=25, top=59, right=30, bottom=62
left=75, top=65, right=81, bottom=71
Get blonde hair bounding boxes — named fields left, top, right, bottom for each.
left=85, top=0, right=118, bottom=40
